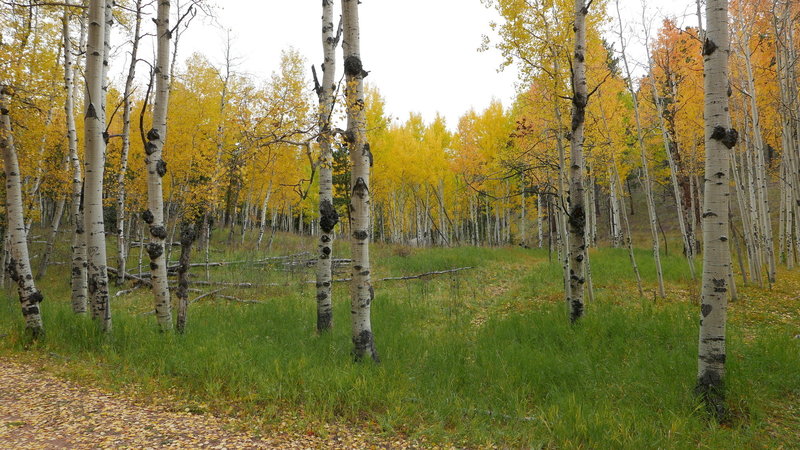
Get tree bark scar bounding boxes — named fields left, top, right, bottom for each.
left=142, top=209, right=155, bottom=224
left=701, top=303, right=713, bottom=317
left=703, top=38, right=718, bottom=57
left=146, top=242, right=163, bottom=259
left=149, top=225, right=167, bottom=239
left=344, top=56, right=363, bottom=77
left=86, top=103, right=97, bottom=119
left=319, top=199, right=339, bottom=233
left=147, top=128, right=160, bottom=141
left=353, top=177, right=368, bottom=198
left=156, top=159, right=167, bottom=177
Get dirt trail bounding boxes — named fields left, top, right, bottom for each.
left=0, top=357, right=415, bottom=449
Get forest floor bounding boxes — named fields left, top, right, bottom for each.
left=0, top=356, right=420, bottom=448
left=1, top=231, right=799, bottom=447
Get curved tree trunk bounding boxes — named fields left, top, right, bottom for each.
left=1, top=88, right=45, bottom=338
left=84, top=0, right=111, bottom=331
left=697, top=0, right=734, bottom=421
left=343, top=0, right=378, bottom=362
left=144, top=0, right=174, bottom=331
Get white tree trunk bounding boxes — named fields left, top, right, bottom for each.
left=697, top=0, right=734, bottom=419
left=566, top=0, right=590, bottom=322
left=116, top=0, right=143, bottom=286
left=84, top=0, right=111, bottom=330
left=144, top=0, right=173, bottom=331
left=1, top=88, right=45, bottom=338
left=315, top=0, right=341, bottom=333
left=63, top=7, right=88, bottom=314
left=615, top=0, right=665, bottom=297
left=343, top=0, right=378, bottom=362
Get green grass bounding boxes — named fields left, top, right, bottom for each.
left=1, top=232, right=799, bottom=447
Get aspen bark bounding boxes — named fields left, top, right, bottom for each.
left=315, top=0, right=341, bottom=333
left=176, top=222, right=196, bottom=334
left=116, top=0, right=143, bottom=285
left=697, top=0, right=735, bottom=420
left=616, top=0, right=665, bottom=297
left=343, top=0, right=378, bottom=362
left=144, top=0, right=173, bottom=331
left=643, top=23, right=696, bottom=279
left=84, top=0, right=111, bottom=330
left=741, top=37, right=776, bottom=282
left=1, top=88, right=44, bottom=338
left=35, top=194, right=66, bottom=280
left=566, top=0, right=590, bottom=322
left=63, top=7, right=88, bottom=314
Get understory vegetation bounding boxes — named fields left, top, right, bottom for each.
left=2, top=231, right=798, bottom=447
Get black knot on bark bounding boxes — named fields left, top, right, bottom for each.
left=142, top=210, right=155, bottom=224
left=156, top=159, right=168, bottom=177
left=30, top=290, right=44, bottom=304
left=702, top=38, right=718, bottom=56
left=146, top=242, right=164, bottom=260
left=353, top=230, right=369, bottom=240
left=147, top=128, right=160, bottom=141
left=343, top=130, right=356, bottom=146
left=574, top=51, right=585, bottom=63
left=150, top=225, right=168, bottom=240
left=353, top=177, right=369, bottom=198
left=150, top=262, right=158, bottom=270
left=86, top=103, right=98, bottom=119
left=568, top=205, right=586, bottom=232
left=364, top=142, right=373, bottom=167
left=319, top=199, right=339, bottom=233
left=102, top=131, right=110, bottom=144
left=180, top=225, right=196, bottom=246
left=344, top=56, right=363, bottom=77
left=722, top=128, right=738, bottom=149
left=145, top=142, right=157, bottom=155
left=712, top=277, right=727, bottom=293
left=701, top=303, right=713, bottom=317
left=0, top=107, right=8, bottom=115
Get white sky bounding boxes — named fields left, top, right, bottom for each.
left=170, top=0, right=697, bottom=129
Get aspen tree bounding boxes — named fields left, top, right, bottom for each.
left=144, top=0, right=174, bottom=331
left=566, top=0, right=591, bottom=322
left=83, top=0, right=111, bottom=330
left=342, top=0, right=378, bottom=362
left=642, top=15, right=696, bottom=279
left=1, top=87, right=44, bottom=339
left=62, top=4, right=88, bottom=314
left=697, top=0, right=736, bottom=420
left=615, top=0, right=665, bottom=297
left=315, top=0, right=341, bottom=333
left=116, top=0, right=144, bottom=285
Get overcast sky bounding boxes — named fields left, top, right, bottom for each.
left=172, top=0, right=697, bottom=129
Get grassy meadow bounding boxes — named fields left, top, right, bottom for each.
left=1, top=230, right=799, bottom=448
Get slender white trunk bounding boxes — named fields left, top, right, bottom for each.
left=315, top=0, right=341, bottom=332
left=116, top=0, right=143, bottom=285
left=613, top=162, right=644, bottom=296
left=35, top=194, right=66, bottom=280
left=697, top=0, right=734, bottom=419
left=343, top=0, right=378, bottom=362
left=144, top=0, right=173, bottom=331
left=84, top=0, right=111, bottom=330
left=63, top=8, right=88, bottom=313
left=616, top=0, right=665, bottom=297
left=566, top=0, right=590, bottom=322
left=1, top=88, right=45, bottom=338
